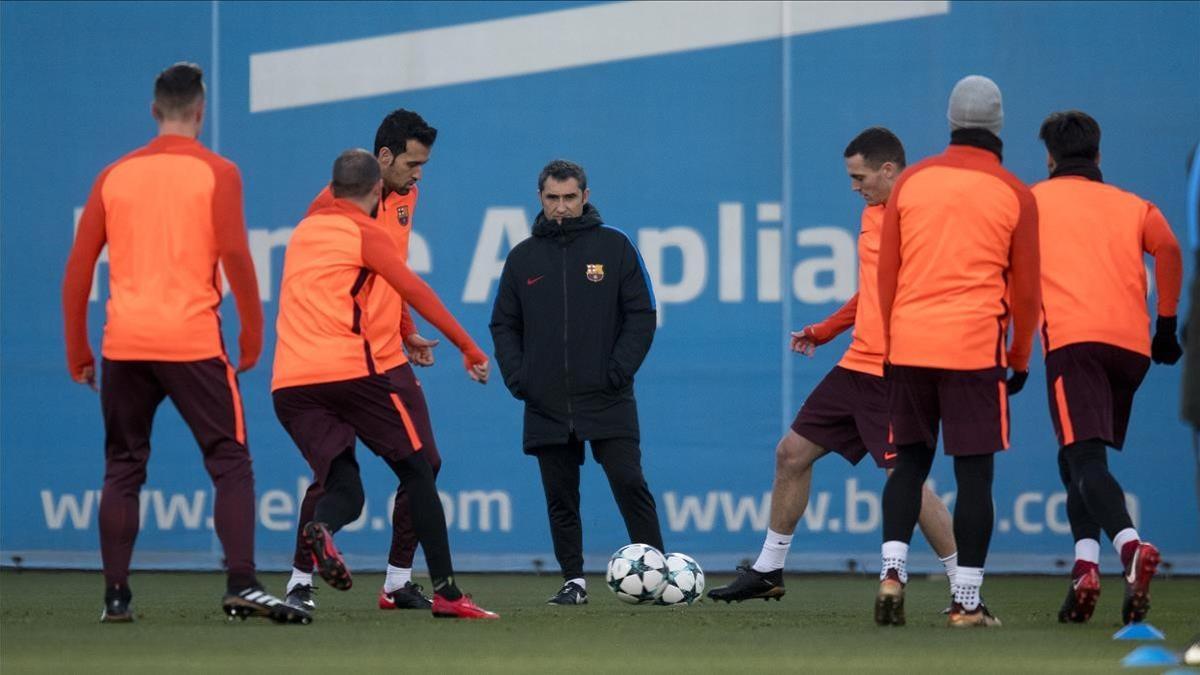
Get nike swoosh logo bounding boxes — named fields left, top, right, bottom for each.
left=527, top=275, right=544, bottom=286
left=883, top=452, right=898, bottom=460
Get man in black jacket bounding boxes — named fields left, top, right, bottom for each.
left=490, top=159, right=665, bottom=605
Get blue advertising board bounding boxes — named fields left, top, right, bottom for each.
left=2, top=1, right=1198, bottom=573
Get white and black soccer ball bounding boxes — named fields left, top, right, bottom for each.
left=657, top=552, right=705, bottom=605
left=605, top=543, right=668, bottom=604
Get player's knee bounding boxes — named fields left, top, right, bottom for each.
left=775, top=433, right=818, bottom=476
left=1063, top=438, right=1107, bottom=474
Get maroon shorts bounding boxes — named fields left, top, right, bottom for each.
left=1045, top=342, right=1149, bottom=449
left=273, top=366, right=433, bottom=486
left=888, top=364, right=1009, bottom=456
left=791, top=366, right=896, bottom=468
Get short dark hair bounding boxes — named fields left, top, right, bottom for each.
left=1039, top=110, right=1101, bottom=163
left=538, top=159, right=588, bottom=192
left=373, top=108, right=437, bottom=157
left=331, top=148, right=381, bottom=199
left=843, top=127, right=906, bottom=169
left=154, top=62, right=205, bottom=118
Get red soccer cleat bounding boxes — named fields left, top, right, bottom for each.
left=431, top=593, right=499, bottom=620
left=303, top=522, right=352, bottom=591
left=1122, top=541, right=1160, bottom=625
left=1058, top=564, right=1101, bottom=623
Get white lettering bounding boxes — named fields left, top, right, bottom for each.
left=845, top=478, right=879, bottom=533
left=800, top=491, right=830, bottom=532
left=463, top=207, right=531, bottom=302
left=457, top=490, right=512, bottom=532
left=260, top=489, right=293, bottom=531
left=793, top=226, right=855, bottom=303
left=639, top=227, right=707, bottom=324
left=718, top=202, right=743, bottom=302
left=1014, top=492, right=1044, bottom=534
left=150, top=490, right=206, bottom=530
left=41, top=489, right=96, bottom=530
left=718, top=492, right=771, bottom=532
left=663, top=491, right=720, bottom=532
left=1045, top=492, right=1071, bottom=535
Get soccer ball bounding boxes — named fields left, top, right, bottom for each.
left=605, top=543, right=668, bottom=604
left=657, top=552, right=705, bottom=605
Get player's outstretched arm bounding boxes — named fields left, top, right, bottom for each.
left=213, top=163, right=263, bottom=373
left=1144, top=203, right=1183, bottom=364
left=489, top=258, right=526, bottom=398
left=608, top=237, right=656, bottom=390
left=360, top=223, right=488, bottom=382
left=61, top=171, right=109, bottom=389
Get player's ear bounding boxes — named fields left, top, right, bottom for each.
left=377, top=147, right=393, bottom=166
left=150, top=101, right=163, bottom=123
left=582, top=187, right=590, bottom=205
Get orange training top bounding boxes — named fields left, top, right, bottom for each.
left=839, top=204, right=887, bottom=376
left=1033, top=176, right=1182, bottom=355
left=807, top=205, right=887, bottom=376
left=878, top=144, right=1041, bottom=371
left=272, top=198, right=485, bottom=391
left=308, top=184, right=419, bottom=372
left=62, top=134, right=262, bottom=376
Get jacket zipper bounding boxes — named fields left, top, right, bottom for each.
left=561, top=243, right=574, bottom=432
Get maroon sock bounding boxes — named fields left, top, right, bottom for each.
left=1120, top=540, right=1140, bottom=569
left=1071, top=560, right=1099, bottom=579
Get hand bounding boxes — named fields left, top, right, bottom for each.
left=462, top=348, right=489, bottom=384
left=405, top=333, right=440, bottom=367
left=1006, top=369, right=1028, bottom=396
left=466, top=359, right=490, bottom=384
left=237, top=330, right=262, bottom=373
left=73, top=363, right=98, bottom=391
left=790, top=326, right=818, bottom=356
left=1151, top=315, right=1182, bottom=365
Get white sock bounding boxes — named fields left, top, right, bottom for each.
left=939, top=552, right=958, bottom=586
left=1075, top=538, right=1101, bottom=565
left=1113, top=528, right=1139, bottom=556
left=287, top=567, right=313, bottom=594
left=752, top=528, right=794, bottom=573
left=881, top=541, right=909, bottom=584
left=567, top=577, right=586, bottom=590
left=384, top=565, right=413, bottom=593
left=953, top=566, right=984, bottom=611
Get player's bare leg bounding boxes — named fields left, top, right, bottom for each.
left=708, top=431, right=824, bottom=602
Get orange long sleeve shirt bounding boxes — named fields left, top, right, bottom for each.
left=308, top=184, right=419, bottom=372
left=272, top=199, right=484, bottom=391
left=62, top=135, right=262, bottom=378
left=1033, top=176, right=1181, bottom=355
left=878, top=144, right=1041, bottom=371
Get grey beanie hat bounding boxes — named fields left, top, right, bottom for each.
left=947, top=75, right=1003, bottom=136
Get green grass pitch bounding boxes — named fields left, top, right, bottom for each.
left=2, top=570, right=1197, bottom=673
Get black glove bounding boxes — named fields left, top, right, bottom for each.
left=1151, top=315, right=1182, bottom=365
left=1006, top=369, right=1028, bottom=396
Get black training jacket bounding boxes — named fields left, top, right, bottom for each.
left=489, top=203, right=656, bottom=451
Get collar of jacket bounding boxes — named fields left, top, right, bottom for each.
left=1050, top=157, right=1104, bottom=182
left=950, top=127, right=1003, bottom=161
left=532, top=202, right=604, bottom=239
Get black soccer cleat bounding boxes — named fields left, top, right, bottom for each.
left=223, top=585, right=312, bottom=625
left=1058, top=566, right=1100, bottom=623
left=706, top=565, right=785, bottom=603
left=547, top=581, right=588, bottom=605
left=379, top=582, right=433, bottom=610
left=285, top=583, right=317, bottom=613
left=874, top=568, right=905, bottom=626
left=100, top=584, right=134, bottom=623
left=303, top=521, right=352, bottom=591
left=1121, top=541, right=1160, bottom=625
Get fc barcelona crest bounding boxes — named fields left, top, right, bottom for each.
left=397, top=205, right=410, bottom=226
left=586, top=264, right=605, bottom=282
